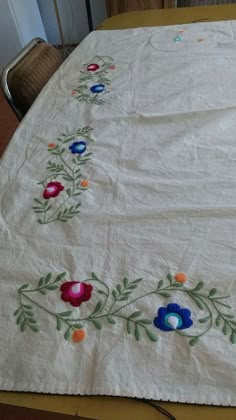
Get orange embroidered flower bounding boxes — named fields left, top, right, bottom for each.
left=48, top=143, right=57, bottom=148
left=175, top=272, right=187, bottom=283
left=80, top=180, right=89, bottom=188
left=72, top=329, right=86, bottom=343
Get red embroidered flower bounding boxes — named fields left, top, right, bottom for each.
left=60, top=281, right=93, bottom=307
left=43, top=181, right=64, bottom=199
left=109, top=65, right=115, bottom=70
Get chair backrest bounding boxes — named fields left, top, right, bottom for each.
left=1, top=38, right=63, bottom=120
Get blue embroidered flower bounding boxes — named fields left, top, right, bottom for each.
left=90, top=84, right=105, bottom=93
left=153, top=303, right=193, bottom=332
left=69, top=141, right=86, bottom=155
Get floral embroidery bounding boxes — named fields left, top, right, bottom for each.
left=72, top=329, right=86, bottom=343
left=60, top=281, right=93, bottom=307
left=174, top=36, right=182, bottom=42
left=43, top=181, right=64, bottom=199
left=154, top=303, right=193, bottom=332
left=33, top=126, right=94, bottom=224
left=90, top=84, right=105, bottom=94
left=71, top=55, right=115, bottom=105
left=14, top=271, right=236, bottom=346
left=175, top=272, right=187, bottom=283
left=69, top=141, right=87, bottom=155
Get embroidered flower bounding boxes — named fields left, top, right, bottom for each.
left=71, top=90, right=77, bottom=95
left=87, top=63, right=100, bottom=71
left=69, top=141, right=86, bottom=155
left=80, top=179, right=89, bottom=188
left=198, top=38, right=203, bottom=42
left=60, top=281, right=93, bottom=307
left=43, top=181, right=64, bottom=199
left=175, top=272, right=187, bottom=283
left=48, top=143, right=57, bottom=149
left=109, top=65, right=115, bottom=70
left=154, top=303, right=193, bottom=332
left=90, top=84, right=105, bottom=94
left=72, top=329, right=86, bottom=343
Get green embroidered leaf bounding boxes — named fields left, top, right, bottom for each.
left=134, top=325, right=141, bottom=341
left=56, top=318, right=62, bottom=331
left=34, top=198, right=43, bottom=205
left=145, top=329, right=158, bottom=342
left=223, top=323, right=230, bottom=335
left=45, top=273, right=52, bottom=284
left=173, top=283, right=184, bottom=288
left=158, top=292, right=171, bottom=298
left=190, top=294, right=205, bottom=310
left=27, top=318, right=37, bottom=324
left=24, top=311, right=34, bottom=316
left=112, top=290, right=118, bottom=299
left=16, top=313, right=24, bottom=325
left=198, top=316, right=211, bottom=324
left=54, top=272, right=66, bottom=283
left=132, top=278, right=143, bottom=284
left=189, top=337, right=199, bottom=346
left=118, top=296, right=129, bottom=301
left=46, top=284, right=58, bottom=290
left=97, top=290, right=107, bottom=296
left=14, top=308, right=22, bottom=316
left=139, top=319, right=152, bottom=325
left=91, top=301, right=103, bottom=316
left=117, top=284, right=122, bottom=293
left=29, top=325, right=39, bottom=332
left=157, top=279, right=164, bottom=289
left=38, top=277, right=45, bottom=288
left=34, top=209, right=45, bottom=213
left=127, top=320, right=131, bottom=334
left=230, top=332, right=236, bottom=344
left=106, top=316, right=116, bottom=324
left=230, top=320, right=236, bottom=326
left=215, top=315, right=222, bottom=327
left=64, top=328, right=72, bottom=340
left=38, top=219, right=43, bottom=224
left=91, top=272, right=100, bottom=281
left=18, top=284, right=29, bottom=291
left=209, top=288, right=217, bottom=297
left=222, top=314, right=234, bottom=319
left=129, top=311, right=142, bottom=319
left=191, top=281, right=204, bottom=292
left=20, top=320, right=26, bottom=332
left=22, top=304, right=33, bottom=310
left=58, top=311, right=73, bottom=317
left=127, top=284, right=137, bottom=290
left=39, top=289, right=47, bottom=295
left=73, top=324, right=84, bottom=329
left=92, top=320, right=102, bottom=330
left=167, top=273, right=174, bottom=283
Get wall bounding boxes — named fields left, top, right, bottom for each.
left=37, top=0, right=107, bottom=45
left=0, top=0, right=46, bottom=72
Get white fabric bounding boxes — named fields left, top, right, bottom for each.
left=1, top=21, right=236, bottom=405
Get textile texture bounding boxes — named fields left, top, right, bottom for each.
left=0, top=21, right=236, bottom=405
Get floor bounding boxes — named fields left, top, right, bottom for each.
left=0, top=90, right=18, bottom=157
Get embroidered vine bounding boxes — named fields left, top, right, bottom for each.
left=14, top=271, right=236, bottom=346
left=33, top=126, right=94, bottom=224
left=71, top=55, right=115, bottom=105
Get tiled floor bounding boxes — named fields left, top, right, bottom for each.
left=0, top=90, right=18, bottom=157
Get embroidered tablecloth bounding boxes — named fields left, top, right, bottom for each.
left=1, top=21, right=236, bottom=405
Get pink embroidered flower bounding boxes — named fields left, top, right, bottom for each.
left=43, top=181, right=64, bottom=199
left=71, top=90, right=77, bottom=95
left=87, top=63, right=99, bottom=71
left=60, top=281, right=93, bottom=307
left=109, top=65, right=115, bottom=70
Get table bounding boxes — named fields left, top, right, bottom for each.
left=1, top=5, right=236, bottom=419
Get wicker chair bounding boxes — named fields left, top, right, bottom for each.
left=1, top=38, right=63, bottom=120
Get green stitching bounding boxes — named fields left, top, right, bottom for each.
left=14, top=272, right=236, bottom=346
left=33, top=127, right=94, bottom=224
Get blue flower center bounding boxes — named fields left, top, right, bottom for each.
left=165, top=313, right=183, bottom=330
